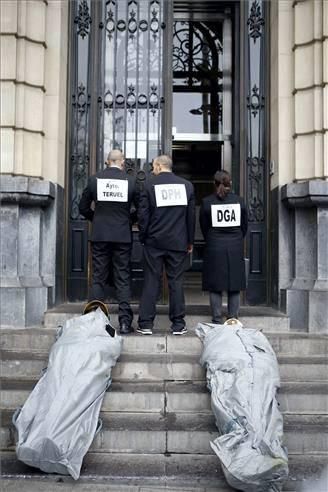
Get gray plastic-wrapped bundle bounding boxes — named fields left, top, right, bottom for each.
left=196, top=321, right=288, bottom=492
left=13, top=308, right=122, bottom=480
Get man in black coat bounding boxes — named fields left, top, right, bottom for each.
left=137, top=154, right=195, bottom=335
left=79, top=149, right=136, bottom=334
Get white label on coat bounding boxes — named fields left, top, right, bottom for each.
left=154, top=184, right=187, bottom=207
left=211, top=203, right=241, bottom=227
left=97, top=179, right=128, bottom=202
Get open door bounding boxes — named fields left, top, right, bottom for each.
left=170, top=6, right=234, bottom=297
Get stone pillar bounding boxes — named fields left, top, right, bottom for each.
left=293, top=0, right=326, bottom=180
left=1, top=0, right=46, bottom=176
left=0, top=176, right=55, bottom=326
left=270, top=0, right=328, bottom=333
left=0, top=0, right=68, bottom=327
left=281, top=0, right=328, bottom=332
left=281, top=182, right=328, bottom=333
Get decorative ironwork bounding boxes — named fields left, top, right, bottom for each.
left=149, top=83, right=159, bottom=114
left=101, top=85, right=160, bottom=114
left=105, top=2, right=115, bottom=40
left=72, top=83, right=90, bottom=114
left=105, top=0, right=162, bottom=42
left=70, top=83, right=90, bottom=220
left=68, top=0, right=166, bottom=300
left=246, top=0, right=266, bottom=225
left=247, top=84, right=264, bottom=117
left=150, top=3, right=160, bottom=41
left=247, top=157, right=265, bottom=222
left=75, top=0, right=92, bottom=39
left=173, top=21, right=222, bottom=76
left=247, top=0, right=264, bottom=43
left=128, top=4, right=138, bottom=39
left=100, top=0, right=164, bottom=167
left=244, top=0, right=269, bottom=302
left=173, top=20, right=223, bottom=135
left=125, top=158, right=136, bottom=175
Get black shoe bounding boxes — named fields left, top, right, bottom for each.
left=211, top=318, right=223, bottom=325
left=119, top=322, right=134, bottom=335
left=171, top=326, right=188, bottom=335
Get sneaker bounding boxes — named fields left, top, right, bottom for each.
left=172, top=326, right=188, bottom=335
left=136, top=326, right=153, bottom=335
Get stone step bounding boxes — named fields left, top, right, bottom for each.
left=2, top=412, right=327, bottom=455
left=1, top=380, right=327, bottom=416
left=43, top=306, right=290, bottom=332
left=1, top=349, right=327, bottom=382
left=1, top=451, right=327, bottom=491
left=1, top=329, right=327, bottom=355
left=0, top=478, right=234, bottom=492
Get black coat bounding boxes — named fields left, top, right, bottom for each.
left=79, top=166, right=136, bottom=243
left=200, top=192, right=248, bottom=292
left=138, top=172, right=195, bottom=251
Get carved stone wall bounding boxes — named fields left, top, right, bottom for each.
left=270, top=0, right=328, bottom=332
left=0, top=0, right=68, bottom=326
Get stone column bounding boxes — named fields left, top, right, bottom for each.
left=281, top=182, right=328, bottom=333
left=277, top=0, right=328, bottom=333
left=0, top=176, right=55, bottom=326
left=0, top=0, right=68, bottom=327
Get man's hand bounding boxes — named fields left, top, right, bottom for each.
left=187, top=244, right=193, bottom=254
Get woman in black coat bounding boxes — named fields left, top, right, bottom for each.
left=200, top=170, right=248, bottom=323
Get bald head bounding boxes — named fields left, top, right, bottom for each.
left=107, top=149, right=124, bottom=168
left=152, top=154, right=173, bottom=175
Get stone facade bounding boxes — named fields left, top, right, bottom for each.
left=0, top=0, right=68, bottom=326
left=0, top=0, right=327, bottom=332
left=270, top=0, right=328, bottom=332
left=0, top=175, right=65, bottom=327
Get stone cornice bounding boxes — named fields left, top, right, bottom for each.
left=281, top=180, right=328, bottom=208
left=293, top=83, right=326, bottom=95
left=0, top=126, right=45, bottom=137
left=292, top=36, right=328, bottom=51
left=0, top=33, right=47, bottom=49
left=293, top=129, right=327, bottom=139
left=1, top=79, right=46, bottom=93
left=0, top=175, right=55, bottom=207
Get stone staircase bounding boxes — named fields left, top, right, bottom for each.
left=1, top=304, right=328, bottom=491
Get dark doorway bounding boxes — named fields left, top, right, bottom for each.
left=66, top=0, right=269, bottom=306
left=171, top=8, right=234, bottom=296
left=173, top=141, right=221, bottom=270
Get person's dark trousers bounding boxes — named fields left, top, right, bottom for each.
left=228, top=291, right=240, bottom=318
left=138, top=246, right=187, bottom=331
left=209, top=291, right=223, bottom=323
left=209, top=290, right=240, bottom=322
left=91, top=241, right=133, bottom=325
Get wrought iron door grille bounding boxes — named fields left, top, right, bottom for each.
left=173, top=20, right=223, bottom=136
left=67, top=0, right=166, bottom=300
left=70, top=0, right=92, bottom=221
left=98, top=0, right=165, bottom=174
